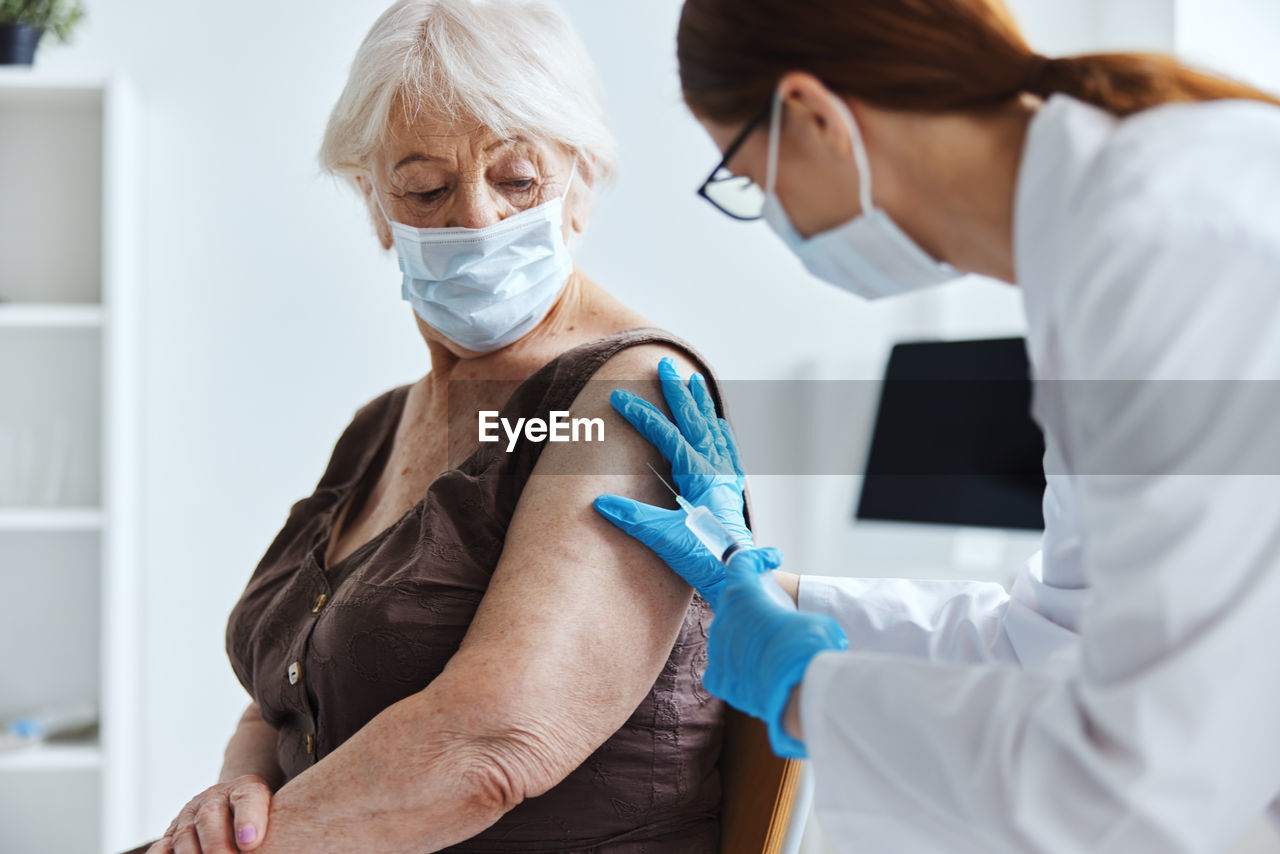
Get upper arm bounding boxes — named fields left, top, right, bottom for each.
left=418, top=343, right=706, bottom=799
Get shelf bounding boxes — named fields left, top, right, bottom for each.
left=0, top=508, right=102, bottom=532
left=0, top=69, right=109, bottom=87
left=0, top=71, right=140, bottom=850
left=0, top=741, right=102, bottom=773
left=0, top=304, right=102, bottom=329
left=0, top=71, right=106, bottom=105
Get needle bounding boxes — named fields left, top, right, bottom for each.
left=647, top=462, right=696, bottom=514
left=647, top=462, right=680, bottom=498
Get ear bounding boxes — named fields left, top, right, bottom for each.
left=775, top=71, right=857, bottom=166
left=356, top=172, right=394, bottom=250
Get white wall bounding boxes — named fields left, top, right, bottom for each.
left=26, top=0, right=1280, bottom=849
left=1177, top=0, right=1280, bottom=92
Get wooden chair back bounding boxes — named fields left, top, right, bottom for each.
left=718, top=707, right=806, bottom=854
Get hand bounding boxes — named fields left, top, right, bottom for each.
left=147, top=775, right=272, bottom=854
left=594, top=357, right=751, bottom=607
left=704, top=547, right=848, bottom=759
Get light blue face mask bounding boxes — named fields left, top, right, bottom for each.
left=761, top=89, right=960, bottom=300
left=375, top=165, right=576, bottom=352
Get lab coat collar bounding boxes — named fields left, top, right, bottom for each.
left=1013, top=95, right=1119, bottom=288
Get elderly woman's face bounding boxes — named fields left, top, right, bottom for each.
left=362, top=101, right=581, bottom=243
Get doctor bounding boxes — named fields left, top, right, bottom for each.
left=594, top=0, right=1280, bottom=851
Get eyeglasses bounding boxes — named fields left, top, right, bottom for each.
left=695, top=101, right=773, bottom=222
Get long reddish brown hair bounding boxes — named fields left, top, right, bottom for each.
left=677, top=0, right=1280, bottom=124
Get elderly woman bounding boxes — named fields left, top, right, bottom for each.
left=130, top=2, right=743, bottom=853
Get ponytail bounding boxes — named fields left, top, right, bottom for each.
left=677, top=0, right=1280, bottom=124
left=1026, top=52, right=1280, bottom=116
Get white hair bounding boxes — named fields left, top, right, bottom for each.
left=318, top=0, right=618, bottom=191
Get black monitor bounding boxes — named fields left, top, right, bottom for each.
left=856, top=338, right=1046, bottom=531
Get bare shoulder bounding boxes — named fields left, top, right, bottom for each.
left=526, top=340, right=693, bottom=479
left=588, top=340, right=701, bottom=385
left=563, top=339, right=703, bottom=433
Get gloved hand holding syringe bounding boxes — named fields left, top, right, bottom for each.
left=595, top=357, right=847, bottom=759
left=593, top=357, right=780, bottom=609
left=645, top=462, right=794, bottom=611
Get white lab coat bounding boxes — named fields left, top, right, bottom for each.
left=796, top=94, right=1280, bottom=853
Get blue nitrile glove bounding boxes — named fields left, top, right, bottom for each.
left=706, top=547, right=849, bottom=759
left=594, top=357, right=751, bottom=608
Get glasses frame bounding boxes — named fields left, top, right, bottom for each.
left=695, top=100, right=774, bottom=222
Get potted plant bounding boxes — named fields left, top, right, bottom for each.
left=0, top=0, right=86, bottom=66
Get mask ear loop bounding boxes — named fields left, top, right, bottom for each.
left=370, top=178, right=396, bottom=229
left=562, top=155, right=579, bottom=199
left=829, top=96, right=874, bottom=215
left=560, top=154, right=585, bottom=251
left=765, top=87, right=783, bottom=198
left=766, top=89, right=872, bottom=216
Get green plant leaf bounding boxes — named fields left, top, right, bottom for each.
left=0, top=0, right=85, bottom=43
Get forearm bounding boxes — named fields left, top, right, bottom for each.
left=796, top=574, right=1017, bottom=664
left=219, top=702, right=286, bottom=790
left=773, top=570, right=800, bottom=605
left=255, top=690, right=526, bottom=854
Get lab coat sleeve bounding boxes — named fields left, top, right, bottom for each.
left=798, top=224, right=1280, bottom=854
left=796, top=551, right=1083, bottom=674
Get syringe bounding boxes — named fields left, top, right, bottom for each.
left=647, top=464, right=795, bottom=610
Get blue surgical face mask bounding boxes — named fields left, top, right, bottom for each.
left=761, top=89, right=960, bottom=300
left=374, top=164, right=576, bottom=352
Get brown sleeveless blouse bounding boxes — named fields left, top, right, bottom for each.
left=224, top=329, right=734, bottom=853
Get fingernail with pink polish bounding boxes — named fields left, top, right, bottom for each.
left=237, top=826, right=257, bottom=845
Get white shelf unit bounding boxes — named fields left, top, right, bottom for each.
left=0, top=507, right=104, bottom=531
left=0, top=303, right=105, bottom=328
left=0, top=72, right=142, bottom=854
left=0, top=741, right=104, bottom=772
